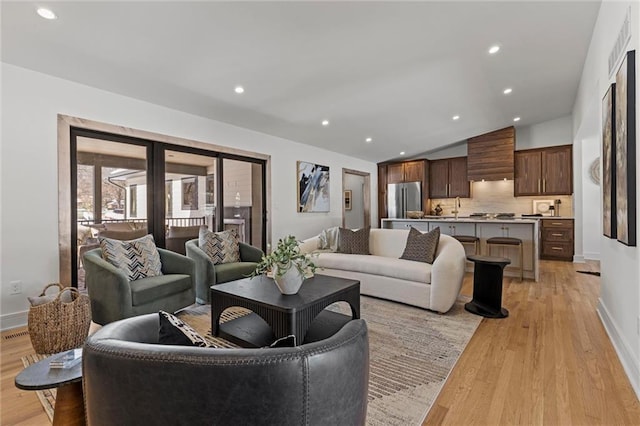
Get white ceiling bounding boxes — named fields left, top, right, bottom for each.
left=1, top=1, right=600, bottom=163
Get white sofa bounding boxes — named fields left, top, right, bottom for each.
left=299, top=228, right=466, bottom=313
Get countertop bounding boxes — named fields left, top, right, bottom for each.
left=381, top=217, right=542, bottom=224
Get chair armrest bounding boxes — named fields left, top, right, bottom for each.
left=429, top=235, right=466, bottom=313
left=158, top=248, right=195, bottom=277
left=239, top=243, right=264, bottom=263
left=185, top=239, right=216, bottom=304
left=83, top=249, right=132, bottom=325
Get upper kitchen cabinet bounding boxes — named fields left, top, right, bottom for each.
left=429, top=156, right=470, bottom=198
left=378, top=164, right=388, bottom=220
left=514, top=145, right=573, bottom=196
left=387, top=160, right=426, bottom=184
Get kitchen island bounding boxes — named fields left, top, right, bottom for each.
left=381, top=217, right=540, bottom=281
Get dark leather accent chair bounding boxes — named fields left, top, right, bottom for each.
left=83, top=313, right=370, bottom=426
left=185, top=239, right=264, bottom=304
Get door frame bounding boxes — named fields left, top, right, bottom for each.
left=341, top=168, right=371, bottom=229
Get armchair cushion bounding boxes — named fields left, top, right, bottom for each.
left=199, top=227, right=240, bottom=264
left=100, top=234, right=163, bottom=281
left=130, top=274, right=192, bottom=306
left=213, top=262, right=257, bottom=284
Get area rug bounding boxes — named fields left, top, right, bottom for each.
left=21, top=354, right=55, bottom=423
left=179, top=295, right=482, bottom=425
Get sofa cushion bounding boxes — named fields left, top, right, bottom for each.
left=158, top=311, right=209, bottom=347
left=100, top=234, right=163, bottom=281
left=214, top=262, right=258, bottom=284
left=316, top=253, right=431, bottom=283
left=338, top=227, right=370, bottom=255
left=199, top=228, right=240, bottom=265
left=130, top=274, right=192, bottom=306
left=400, top=227, right=440, bottom=264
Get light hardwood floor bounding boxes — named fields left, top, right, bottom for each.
left=2, top=260, right=639, bottom=425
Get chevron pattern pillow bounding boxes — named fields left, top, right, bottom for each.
left=199, top=228, right=240, bottom=265
left=99, top=234, right=163, bottom=281
left=400, top=226, right=440, bottom=264
left=158, top=311, right=210, bottom=347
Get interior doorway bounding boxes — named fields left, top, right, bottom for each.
left=342, top=168, right=370, bottom=229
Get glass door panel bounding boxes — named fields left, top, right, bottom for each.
left=222, top=158, right=264, bottom=248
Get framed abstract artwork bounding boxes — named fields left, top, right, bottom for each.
left=615, top=50, right=636, bottom=246
left=602, top=83, right=616, bottom=238
left=297, top=161, right=330, bottom=212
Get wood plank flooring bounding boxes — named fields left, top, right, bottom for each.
left=424, top=260, right=640, bottom=425
left=1, top=260, right=639, bottom=425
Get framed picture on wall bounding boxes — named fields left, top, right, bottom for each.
left=344, top=190, right=352, bottom=211
left=182, top=176, right=198, bottom=210
left=206, top=174, right=215, bottom=205
left=297, top=161, right=330, bottom=212
left=602, top=83, right=616, bottom=238
left=615, top=50, right=636, bottom=246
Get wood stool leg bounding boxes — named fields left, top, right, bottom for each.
left=53, top=381, right=85, bottom=426
left=519, top=243, right=524, bottom=281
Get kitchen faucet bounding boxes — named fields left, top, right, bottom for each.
left=452, top=197, right=461, bottom=219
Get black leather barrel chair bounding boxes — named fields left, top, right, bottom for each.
left=83, top=313, right=370, bottom=426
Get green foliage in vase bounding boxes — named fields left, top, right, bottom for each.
left=251, top=235, right=317, bottom=278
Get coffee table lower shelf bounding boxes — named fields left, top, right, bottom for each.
left=218, top=310, right=352, bottom=348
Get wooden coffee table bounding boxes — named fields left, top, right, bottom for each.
left=211, top=274, right=360, bottom=347
left=15, top=353, right=85, bottom=426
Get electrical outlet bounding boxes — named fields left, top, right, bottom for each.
left=10, top=280, right=22, bottom=295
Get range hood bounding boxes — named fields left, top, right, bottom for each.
left=467, top=126, right=515, bottom=181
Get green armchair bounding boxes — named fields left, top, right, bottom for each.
left=83, top=248, right=195, bottom=325
left=185, top=239, right=264, bottom=304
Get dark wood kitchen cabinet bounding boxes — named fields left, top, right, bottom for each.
left=429, top=156, right=470, bottom=198
left=540, top=218, right=574, bottom=261
left=378, top=160, right=429, bottom=219
left=514, top=145, right=572, bottom=196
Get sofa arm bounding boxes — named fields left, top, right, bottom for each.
left=158, top=248, right=195, bottom=277
left=299, top=236, right=321, bottom=254
left=83, top=249, right=132, bottom=325
left=185, top=239, right=216, bottom=304
left=429, top=235, right=466, bottom=313
left=239, top=243, right=264, bottom=263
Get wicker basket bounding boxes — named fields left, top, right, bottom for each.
left=27, top=283, right=91, bottom=354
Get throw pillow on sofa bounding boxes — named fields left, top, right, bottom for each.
left=318, top=226, right=340, bottom=251
left=158, top=311, right=210, bottom=347
left=199, top=227, right=240, bottom=265
left=99, top=234, right=163, bottom=281
left=338, top=227, right=370, bottom=255
left=400, top=226, right=440, bottom=264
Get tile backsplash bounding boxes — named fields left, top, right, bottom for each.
left=429, top=180, right=574, bottom=217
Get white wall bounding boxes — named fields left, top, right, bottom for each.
left=344, top=173, right=365, bottom=229
left=0, top=63, right=377, bottom=329
left=515, top=115, right=573, bottom=150
left=572, top=1, right=640, bottom=399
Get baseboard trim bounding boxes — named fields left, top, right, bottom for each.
left=597, top=299, right=640, bottom=401
left=573, top=254, right=586, bottom=263
left=583, top=252, right=601, bottom=261
left=0, top=310, right=28, bottom=332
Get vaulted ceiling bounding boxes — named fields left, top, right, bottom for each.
left=1, top=1, right=600, bottom=162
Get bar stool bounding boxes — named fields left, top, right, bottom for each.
left=452, top=235, right=480, bottom=255
left=486, top=237, right=523, bottom=281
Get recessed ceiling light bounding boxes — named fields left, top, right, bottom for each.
left=37, top=7, right=57, bottom=20
left=321, top=120, right=330, bottom=126
left=452, top=115, right=460, bottom=121
left=513, top=117, right=521, bottom=122
left=234, top=86, right=244, bottom=94
left=400, top=151, right=405, bottom=156
left=365, top=137, right=372, bottom=143
left=503, top=88, right=513, bottom=95
left=488, top=45, right=500, bottom=54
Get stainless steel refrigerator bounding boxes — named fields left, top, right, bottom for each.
left=387, top=182, right=422, bottom=218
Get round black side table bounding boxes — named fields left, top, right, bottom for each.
left=465, top=255, right=511, bottom=318
left=15, top=352, right=85, bottom=425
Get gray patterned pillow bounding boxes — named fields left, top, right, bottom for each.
left=337, top=227, right=370, bottom=255
left=99, top=234, right=163, bottom=281
left=199, top=227, right=240, bottom=265
left=400, top=226, right=440, bottom=264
